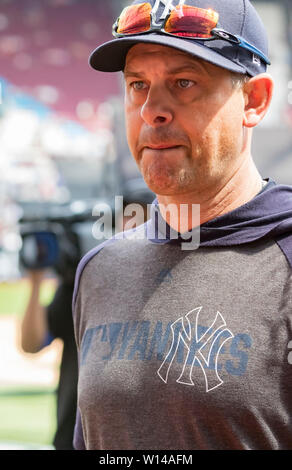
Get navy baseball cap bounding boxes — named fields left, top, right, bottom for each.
left=89, top=0, right=270, bottom=77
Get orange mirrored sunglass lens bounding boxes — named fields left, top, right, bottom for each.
left=117, top=3, right=152, bottom=34
left=165, top=5, right=219, bottom=38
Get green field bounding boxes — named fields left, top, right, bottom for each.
left=0, top=389, right=57, bottom=449
left=0, top=280, right=58, bottom=448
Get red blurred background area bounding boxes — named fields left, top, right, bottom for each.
left=0, top=0, right=120, bottom=127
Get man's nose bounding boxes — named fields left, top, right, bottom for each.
left=140, top=85, right=173, bottom=127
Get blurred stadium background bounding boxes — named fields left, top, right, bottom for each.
left=0, top=0, right=291, bottom=449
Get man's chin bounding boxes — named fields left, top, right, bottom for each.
left=141, top=161, right=185, bottom=194
left=142, top=175, right=187, bottom=196
left=141, top=166, right=196, bottom=196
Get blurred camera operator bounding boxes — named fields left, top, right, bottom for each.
left=21, top=268, right=78, bottom=450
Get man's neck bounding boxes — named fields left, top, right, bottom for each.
left=156, top=156, right=264, bottom=233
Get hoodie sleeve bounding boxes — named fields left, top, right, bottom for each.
left=72, top=237, right=119, bottom=450
left=73, top=408, right=86, bottom=450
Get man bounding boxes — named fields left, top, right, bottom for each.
left=73, top=0, right=292, bottom=450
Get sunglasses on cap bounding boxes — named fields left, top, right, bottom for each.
left=112, top=2, right=271, bottom=66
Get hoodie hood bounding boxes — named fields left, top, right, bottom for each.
left=147, top=178, right=292, bottom=247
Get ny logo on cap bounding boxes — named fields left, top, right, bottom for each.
left=152, top=0, right=186, bottom=25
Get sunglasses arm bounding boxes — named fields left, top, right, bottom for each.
left=212, top=29, right=271, bottom=65
left=237, top=37, right=271, bottom=65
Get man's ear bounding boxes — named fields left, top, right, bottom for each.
left=243, top=73, right=274, bottom=128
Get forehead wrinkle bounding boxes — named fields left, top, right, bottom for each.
left=124, top=46, right=210, bottom=77
left=124, top=65, right=208, bottom=80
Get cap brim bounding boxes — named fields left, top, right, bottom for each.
left=89, top=33, right=246, bottom=75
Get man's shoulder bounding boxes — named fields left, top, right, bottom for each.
left=76, top=236, right=117, bottom=278
left=72, top=223, right=149, bottom=310
left=80, top=223, right=148, bottom=269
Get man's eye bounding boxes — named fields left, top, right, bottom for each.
left=131, top=81, right=147, bottom=91
left=177, top=79, right=195, bottom=89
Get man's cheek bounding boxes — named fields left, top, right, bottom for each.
left=125, top=126, right=140, bottom=161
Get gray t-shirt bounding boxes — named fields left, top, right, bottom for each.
left=73, top=227, right=292, bottom=450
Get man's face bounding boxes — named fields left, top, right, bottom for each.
left=124, top=43, right=248, bottom=197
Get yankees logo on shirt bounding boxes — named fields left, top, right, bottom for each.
left=157, top=306, right=234, bottom=392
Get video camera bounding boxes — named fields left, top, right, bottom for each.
left=19, top=200, right=103, bottom=284
left=18, top=178, right=155, bottom=283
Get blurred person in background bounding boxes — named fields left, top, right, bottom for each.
left=21, top=268, right=78, bottom=450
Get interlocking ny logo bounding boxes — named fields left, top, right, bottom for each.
left=152, top=0, right=186, bottom=24
left=157, top=307, right=234, bottom=392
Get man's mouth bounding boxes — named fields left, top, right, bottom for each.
left=145, top=144, right=182, bottom=150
